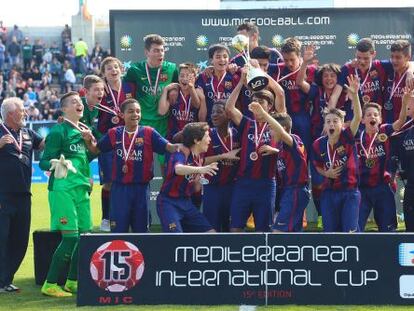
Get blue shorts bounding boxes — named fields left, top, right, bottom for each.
left=98, top=150, right=113, bottom=185
left=203, top=183, right=233, bottom=232
left=359, top=183, right=397, bottom=232
left=291, top=113, right=311, bottom=156
left=230, top=177, right=276, bottom=232
left=320, top=188, right=361, bottom=232
left=272, top=186, right=310, bottom=232
left=110, top=182, right=150, bottom=233
left=157, top=194, right=213, bottom=233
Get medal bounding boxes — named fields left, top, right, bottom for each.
left=111, top=116, right=120, bottom=124
left=122, top=126, right=140, bottom=174
left=192, top=152, right=209, bottom=185
left=145, top=63, right=161, bottom=96
left=377, top=133, right=388, bottom=142
left=250, top=151, right=258, bottom=161
left=362, top=95, right=371, bottom=104
left=359, top=130, right=378, bottom=165
left=251, top=120, right=268, bottom=162
left=365, top=158, right=375, bottom=168
left=383, top=101, right=393, bottom=111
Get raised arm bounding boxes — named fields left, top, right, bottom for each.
left=393, top=85, right=413, bottom=131
left=196, top=88, right=207, bottom=122
left=296, top=45, right=316, bottom=94
left=225, top=66, right=246, bottom=126
left=266, top=74, right=286, bottom=113
left=345, top=75, right=362, bottom=136
left=158, top=83, right=179, bottom=116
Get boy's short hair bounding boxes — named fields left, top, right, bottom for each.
left=251, top=89, right=275, bottom=107
left=60, top=91, right=79, bottom=108
left=362, top=102, right=382, bottom=116
left=182, top=122, right=209, bottom=148
left=144, top=34, right=164, bottom=50
left=100, top=56, right=123, bottom=74
left=83, top=75, right=104, bottom=90
left=178, top=62, right=198, bottom=75
left=391, top=40, right=411, bottom=57
left=281, top=37, right=301, bottom=55
left=212, top=100, right=226, bottom=109
left=237, top=22, right=259, bottom=35
left=120, top=98, right=140, bottom=113
left=273, top=112, right=292, bottom=132
left=208, top=44, right=230, bottom=60
left=251, top=46, right=271, bottom=60
left=315, top=63, right=341, bottom=87
left=323, top=107, right=346, bottom=122
left=356, top=38, right=375, bottom=53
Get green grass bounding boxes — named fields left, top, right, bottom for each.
left=1, top=184, right=410, bottom=310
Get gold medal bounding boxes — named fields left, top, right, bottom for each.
left=362, top=95, right=370, bottom=104
left=377, top=133, right=388, bottom=142
left=250, top=151, right=258, bottom=161
left=122, top=164, right=128, bottom=174
left=365, top=158, right=375, bottom=168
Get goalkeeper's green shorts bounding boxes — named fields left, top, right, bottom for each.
left=48, top=186, right=92, bottom=231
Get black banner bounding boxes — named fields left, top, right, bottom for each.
left=78, top=233, right=414, bottom=306
left=110, top=8, right=414, bottom=69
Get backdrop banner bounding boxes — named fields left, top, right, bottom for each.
left=78, top=233, right=414, bottom=306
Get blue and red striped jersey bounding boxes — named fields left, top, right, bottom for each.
left=97, top=125, right=167, bottom=184
left=356, top=124, right=394, bottom=187
left=97, top=81, right=135, bottom=135
left=312, top=127, right=360, bottom=190
left=338, top=60, right=387, bottom=110
left=237, top=115, right=277, bottom=179
left=196, top=71, right=240, bottom=125
left=205, top=127, right=240, bottom=185
left=160, top=151, right=200, bottom=198
left=276, top=134, right=309, bottom=188
left=272, top=63, right=316, bottom=115
left=167, top=92, right=199, bottom=141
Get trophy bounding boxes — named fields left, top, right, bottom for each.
left=231, top=34, right=268, bottom=91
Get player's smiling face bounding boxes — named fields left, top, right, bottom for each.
left=86, top=82, right=105, bottom=105
left=322, top=70, right=338, bottom=91
left=390, top=51, right=410, bottom=73
left=178, top=68, right=195, bottom=90
left=356, top=50, right=375, bottom=71
left=63, top=95, right=84, bottom=120
left=362, top=107, right=381, bottom=131
left=211, top=104, right=227, bottom=128
left=145, top=44, right=165, bottom=67
left=324, top=113, right=343, bottom=139
left=103, top=61, right=122, bottom=83
left=122, top=102, right=141, bottom=128
left=211, top=50, right=229, bottom=73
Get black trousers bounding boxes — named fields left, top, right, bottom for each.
left=0, top=193, right=31, bottom=287
left=404, top=184, right=414, bottom=232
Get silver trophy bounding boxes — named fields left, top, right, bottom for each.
left=231, top=34, right=268, bottom=91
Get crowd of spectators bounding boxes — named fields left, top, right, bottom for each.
left=0, top=22, right=109, bottom=121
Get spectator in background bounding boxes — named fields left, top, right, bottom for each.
left=40, top=101, right=53, bottom=120
left=50, top=56, right=62, bottom=83
left=0, top=74, right=6, bottom=104
left=15, top=78, right=26, bottom=99
left=90, top=42, right=104, bottom=60
left=61, top=24, right=71, bottom=51
left=32, top=66, right=42, bottom=82
left=49, top=41, right=61, bottom=62
left=7, top=36, right=20, bottom=67
left=27, top=103, right=40, bottom=121
left=7, top=25, right=23, bottom=45
left=41, top=70, right=52, bottom=89
left=42, top=47, right=52, bottom=64
left=22, top=37, right=33, bottom=71
left=0, top=21, right=7, bottom=44
left=32, top=39, right=44, bottom=66
left=0, top=41, right=5, bottom=71
left=39, top=60, right=50, bottom=75
left=74, top=38, right=88, bottom=74
left=62, top=60, right=76, bottom=92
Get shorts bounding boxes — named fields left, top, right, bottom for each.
left=203, top=183, right=233, bottom=232
left=48, top=186, right=92, bottom=232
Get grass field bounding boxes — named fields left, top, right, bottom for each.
left=1, top=183, right=412, bottom=311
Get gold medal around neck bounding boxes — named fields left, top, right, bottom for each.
left=250, top=151, right=259, bottom=161
left=365, top=158, right=376, bottom=168
left=377, top=133, right=388, bottom=142
left=122, top=164, right=128, bottom=174
left=362, top=95, right=371, bottom=104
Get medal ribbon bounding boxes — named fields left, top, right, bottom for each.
left=216, top=128, right=233, bottom=153
left=179, top=91, right=192, bottom=121
left=122, top=126, right=139, bottom=164
left=360, top=130, right=378, bottom=159
left=145, top=63, right=161, bottom=96
left=355, top=61, right=372, bottom=94
left=64, top=118, right=90, bottom=132
left=388, top=69, right=408, bottom=102
left=276, top=60, right=302, bottom=83
left=107, top=82, right=122, bottom=113
left=210, top=73, right=226, bottom=100
left=253, top=121, right=268, bottom=151
left=326, top=141, right=337, bottom=168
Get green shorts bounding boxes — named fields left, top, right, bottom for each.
left=48, top=186, right=92, bottom=232
left=140, top=118, right=168, bottom=166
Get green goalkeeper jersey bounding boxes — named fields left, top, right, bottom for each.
left=40, top=121, right=95, bottom=191
left=123, top=60, right=178, bottom=121
left=80, top=96, right=102, bottom=139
